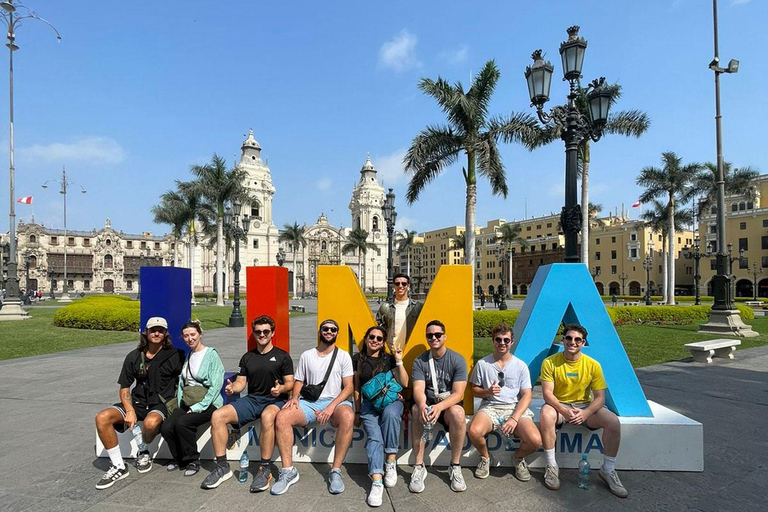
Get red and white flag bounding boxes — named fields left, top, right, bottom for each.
left=16, top=196, right=33, bottom=204
left=631, top=200, right=641, bottom=208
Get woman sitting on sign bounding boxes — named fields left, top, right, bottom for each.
left=353, top=325, right=408, bottom=507
left=160, top=320, right=225, bottom=476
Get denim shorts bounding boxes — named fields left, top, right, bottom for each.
left=232, top=395, right=285, bottom=426
left=299, top=397, right=353, bottom=425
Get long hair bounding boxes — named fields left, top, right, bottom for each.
left=137, top=329, right=172, bottom=352
left=361, top=325, right=388, bottom=356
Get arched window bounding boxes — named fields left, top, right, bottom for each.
left=731, top=203, right=738, bottom=212
left=747, top=201, right=754, bottom=210
left=321, top=241, right=327, bottom=250
left=104, top=254, right=113, bottom=269
left=251, top=201, right=262, bottom=219
left=29, top=234, right=36, bottom=243
left=28, top=255, right=37, bottom=268
left=372, top=216, right=380, bottom=231
left=355, top=216, right=361, bottom=230
left=739, top=201, right=746, bottom=211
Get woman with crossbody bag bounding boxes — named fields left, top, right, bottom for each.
left=160, top=320, right=224, bottom=476
left=353, top=325, right=408, bottom=507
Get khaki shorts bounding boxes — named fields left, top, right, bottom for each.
left=476, top=403, right=534, bottom=431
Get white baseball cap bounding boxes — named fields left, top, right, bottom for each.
left=146, top=317, right=168, bottom=330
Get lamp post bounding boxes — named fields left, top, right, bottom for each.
left=525, top=26, right=611, bottom=263
left=224, top=201, right=250, bottom=328
left=682, top=236, right=704, bottom=305
left=495, top=248, right=509, bottom=310
left=42, top=167, right=85, bottom=303
left=0, top=1, right=60, bottom=319
left=21, top=250, right=29, bottom=304
left=370, top=256, right=376, bottom=294
left=750, top=262, right=762, bottom=301
left=643, top=240, right=655, bottom=305
left=619, top=272, right=628, bottom=296
left=382, top=188, right=397, bottom=300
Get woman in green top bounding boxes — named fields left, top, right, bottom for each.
left=161, top=320, right=225, bottom=476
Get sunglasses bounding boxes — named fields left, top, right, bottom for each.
left=394, top=281, right=409, bottom=287
left=494, top=336, right=512, bottom=345
left=564, top=335, right=584, bottom=343
left=253, top=329, right=272, bottom=336
left=148, top=327, right=166, bottom=334
left=497, top=371, right=505, bottom=384
left=426, top=332, right=444, bottom=340
left=321, top=326, right=339, bottom=333
left=367, top=334, right=384, bottom=342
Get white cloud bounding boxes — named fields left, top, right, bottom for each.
left=316, top=178, right=333, bottom=191
left=372, top=149, right=407, bottom=187
left=19, top=136, right=126, bottom=165
left=395, top=215, right=417, bottom=230
left=548, top=183, right=564, bottom=197
left=440, top=45, right=469, bottom=65
left=731, top=0, right=751, bottom=5
left=378, top=30, right=421, bottom=72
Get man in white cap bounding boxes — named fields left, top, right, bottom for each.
left=94, top=317, right=184, bottom=489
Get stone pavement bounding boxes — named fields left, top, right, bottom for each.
left=0, top=299, right=766, bottom=511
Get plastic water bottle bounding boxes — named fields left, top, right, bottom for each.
left=132, top=424, right=147, bottom=452
left=497, top=418, right=515, bottom=451
left=238, top=451, right=249, bottom=483
left=422, top=407, right=433, bottom=443
left=578, top=454, right=590, bottom=490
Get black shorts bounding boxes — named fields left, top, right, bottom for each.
left=110, top=402, right=168, bottom=433
left=426, top=400, right=464, bottom=431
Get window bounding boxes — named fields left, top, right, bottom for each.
left=104, top=255, right=113, bottom=269
left=28, top=255, right=37, bottom=268
left=595, top=265, right=601, bottom=274
left=540, top=244, right=546, bottom=251
left=321, top=241, right=327, bottom=250
left=251, top=202, right=261, bottom=219
left=739, top=222, right=747, bottom=230
left=764, top=220, right=768, bottom=228
left=50, top=236, right=58, bottom=245
left=731, top=203, right=738, bottom=212
left=630, top=248, right=638, bottom=258
left=740, top=257, right=748, bottom=269
left=763, top=236, right=768, bottom=250
left=126, top=280, right=133, bottom=290
left=611, top=265, right=617, bottom=274
left=372, top=216, right=380, bottom=231
left=140, top=241, right=147, bottom=250
left=127, top=241, right=133, bottom=249
left=154, top=242, right=160, bottom=250
left=536, top=224, right=541, bottom=229
left=552, top=243, right=558, bottom=250
left=68, top=237, right=75, bottom=246
left=84, top=280, right=90, bottom=290
left=739, top=201, right=746, bottom=211
left=763, top=256, right=768, bottom=268
left=739, top=238, right=748, bottom=251
left=709, top=225, right=717, bottom=234
left=29, top=234, right=36, bottom=243
left=83, top=238, right=90, bottom=247
left=747, top=201, right=754, bottom=210
left=252, top=239, right=259, bottom=249
left=611, top=236, right=616, bottom=243
left=595, top=252, right=601, bottom=261
left=546, top=222, right=552, bottom=228
left=710, top=205, right=717, bottom=215
left=711, top=259, right=717, bottom=270
left=526, top=226, right=531, bottom=231
left=611, top=250, right=617, bottom=259
left=595, top=238, right=600, bottom=245
left=530, top=246, right=536, bottom=253
left=630, top=232, right=637, bottom=241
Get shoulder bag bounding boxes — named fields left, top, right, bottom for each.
left=300, top=347, right=338, bottom=402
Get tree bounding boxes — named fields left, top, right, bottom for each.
left=404, top=60, right=540, bottom=286
left=151, top=194, right=187, bottom=268
left=343, top=228, right=377, bottom=289
left=451, top=232, right=466, bottom=252
left=497, top=223, right=528, bottom=295
left=279, top=222, right=307, bottom=296
left=189, top=154, right=250, bottom=306
left=637, top=152, right=701, bottom=304
left=692, top=162, right=759, bottom=217
left=397, top=229, right=419, bottom=276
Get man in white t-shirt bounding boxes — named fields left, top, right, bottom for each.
left=468, top=322, right=541, bottom=482
left=271, top=319, right=355, bottom=496
left=376, top=273, right=423, bottom=351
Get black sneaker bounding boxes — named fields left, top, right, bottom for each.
left=135, top=452, right=152, bottom=473
left=201, top=463, right=232, bottom=490
left=95, top=465, right=129, bottom=489
left=250, top=464, right=272, bottom=492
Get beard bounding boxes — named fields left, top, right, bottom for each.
left=319, top=334, right=338, bottom=345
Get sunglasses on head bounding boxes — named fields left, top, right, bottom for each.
left=321, top=326, right=338, bottom=333
left=494, top=336, right=512, bottom=345
left=564, top=335, right=584, bottom=343
left=253, top=329, right=272, bottom=336
left=367, top=334, right=384, bottom=342
left=394, top=281, right=409, bottom=287
left=425, top=332, right=444, bottom=340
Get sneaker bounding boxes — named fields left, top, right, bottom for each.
left=383, top=462, right=397, bottom=488
left=367, top=481, right=384, bottom=507
left=544, top=465, right=560, bottom=491
left=166, top=462, right=179, bottom=472
left=328, top=468, right=345, bottom=494
left=449, top=465, right=466, bottom=492
left=95, top=465, right=129, bottom=490
left=474, top=456, right=490, bottom=479
left=514, top=458, right=531, bottom=482
left=409, top=464, right=427, bottom=493
left=599, top=468, right=628, bottom=498
left=184, top=460, right=201, bottom=477
left=135, top=452, right=152, bottom=473
left=271, top=467, right=300, bottom=495
left=250, top=464, right=272, bottom=493
left=201, top=464, right=233, bottom=490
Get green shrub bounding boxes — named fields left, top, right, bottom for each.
left=473, top=310, right=519, bottom=337
left=54, top=295, right=140, bottom=331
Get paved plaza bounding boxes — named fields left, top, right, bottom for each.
left=0, top=300, right=766, bottom=511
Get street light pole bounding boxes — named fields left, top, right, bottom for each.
left=683, top=236, right=704, bottom=306
left=752, top=262, right=762, bottom=301
left=225, top=201, right=250, bottom=328
left=382, top=188, right=397, bottom=300
left=0, top=0, right=60, bottom=320
left=643, top=239, right=655, bottom=306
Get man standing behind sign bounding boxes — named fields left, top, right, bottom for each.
left=376, top=273, right=423, bottom=351
left=539, top=323, right=628, bottom=498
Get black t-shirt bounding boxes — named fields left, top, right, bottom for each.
left=353, top=352, right=396, bottom=387
left=117, top=346, right=184, bottom=410
left=238, top=346, right=294, bottom=398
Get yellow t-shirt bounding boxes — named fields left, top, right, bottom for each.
left=539, top=352, right=607, bottom=405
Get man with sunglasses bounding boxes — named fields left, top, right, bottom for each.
left=468, top=322, right=541, bottom=481
left=409, top=320, right=468, bottom=493
left=271, top=319, right=355, bottom=496
left=201, top=315, right=294, bottom=492
left=539, top=323, right=628, bottom=498
left=376, top=273, right=423, bottom=351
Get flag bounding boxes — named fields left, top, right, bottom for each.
left=16, top=196, right=33, bottom=204
left=631, top=200, right=641, bottom=208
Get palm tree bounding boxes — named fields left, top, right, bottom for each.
left=152, top=196, right=186, bottom=267
left=450, top=232, right=466, bottom=252
left=404, top=60, right=540, bottom=285
left=343, top=228, right=377, bottom=289
left=279, top=222, right=307, bottom=297
left=641, top=199, right=694, bottom=301
left=693, top=162, right=759, bottom=216
left=637, top=152, right=701, bottom=304
left=497, top=222, right=528, bottom=295
left=189, top=154, right=250, bottom=306
left=397, top=229, right=419, bottom=276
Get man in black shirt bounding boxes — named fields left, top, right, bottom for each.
left=201, top=315, right=294, bottom=492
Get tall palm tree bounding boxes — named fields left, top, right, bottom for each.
left=450, top=232, right=466, bottom=252
left=343, top=228, right=376, bottom=289
left=397, top=229, right=419, bottom=276
left=189, top=154, right=250, bottom=306
left=404, top=60, right=540, bottom=286
left=692, top=162, right=759, bottom=216
left=497, top=222, right=528, bottom=295
left=279, top=222, right=307, bottom=296
left=637, top=152, right=701, bottom=304
left=151, top=196, right=186, bottom=267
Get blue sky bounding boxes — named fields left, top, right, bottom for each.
left=1, top=0, right=765, bottom=237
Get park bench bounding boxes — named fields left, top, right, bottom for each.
left=625, top=301, right=640, bottom=306
left=290, top=305, right=306, bottom=313
left=744, top=300, right=764, bottom=307
left=684, top=338, right=741, bottom=363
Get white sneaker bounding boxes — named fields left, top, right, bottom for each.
left=409, top=464, right=427, bottom=493
left=383, top=462, right=397, bottom=488
left=367, top=482, right=384, bottom=507
left=449, top=465, right=466, bottom=492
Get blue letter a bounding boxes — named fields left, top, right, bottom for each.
left=512, top=264, right=652, bottom=417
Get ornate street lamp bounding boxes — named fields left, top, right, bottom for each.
left=643, top=240, right=655, bottom=305
left=525, top=26, right=611, bottom=263
left=619, top=272, right=628, bottom=296
left=682, top=236, right=704, bottom=305
left=224, top=201, right=250, bottom=328
left=495, top=247, right=509, bottom=310
left=382, top=188, right=397, bottom=300
left=21, top=250, right=30, bottom=304
left=0, top=0, right=60, bottom=318
left=751, top=262, right=762, bottom=301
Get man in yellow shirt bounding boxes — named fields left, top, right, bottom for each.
left=539, top=324, right=627, bottom=498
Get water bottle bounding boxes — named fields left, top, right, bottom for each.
left=132, top=424, right=147, bottom=452
left=578, top=454, right=590, bottom=490
left=238, top=451, right=249, bottom=483
left=422, top=407, right=433, bottom=443
left=497, top=418, right=515, bottom=451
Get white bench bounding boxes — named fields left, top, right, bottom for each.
left=684, top=338, right=741, bottom=363
left=744, top=301, right=764, bottom=307
left=290, top=305, right=306, bottom=313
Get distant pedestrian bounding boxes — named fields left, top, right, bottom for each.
left=611, top=294, right=618, bottom=306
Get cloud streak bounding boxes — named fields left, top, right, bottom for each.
left=19, top=136, right=126, bottom=165
left=372, top=149, right=407, bottom=187
left=379, top=30, right=421, bottom=72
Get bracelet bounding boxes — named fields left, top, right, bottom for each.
left=395, top=361, right=404, bottom=366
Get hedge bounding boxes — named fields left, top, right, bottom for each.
left=53, top=295, right=140, bottom=331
